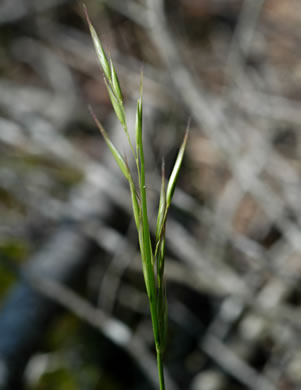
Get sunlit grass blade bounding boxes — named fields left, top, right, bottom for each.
left=156, top=160, right=166, bottom=243
left=136, top=94, right=153, bottom=268
left=155, top=162, right=167, bottom=284
left=166, top=125, right=189, bottom=208
left=135, top=97, right=142, bottom=158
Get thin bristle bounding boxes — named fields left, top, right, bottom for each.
left=88, top=105, right=105, bottom=136
left=83, top=4, right=91, bottom=26
left=184, top=117, right=191, bottom=142
left=161, top=158, right=165, bottom=178
left=139, top=69, right=144, bottom=97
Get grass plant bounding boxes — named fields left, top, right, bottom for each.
left=84, top=6, right=188, bottom=389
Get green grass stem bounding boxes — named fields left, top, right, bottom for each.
left=85, top=7, right=189, bottom=389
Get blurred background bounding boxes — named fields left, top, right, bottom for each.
left=1, top=0, right=301, bottom=389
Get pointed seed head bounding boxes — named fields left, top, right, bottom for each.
left=105, top=79, right=126, bottom=127
left=84, top=5, right=111, bottom=81
left=110, top=59, right=123, bottom=102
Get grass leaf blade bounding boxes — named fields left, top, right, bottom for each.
left=156, top=160, right=166, bottom=243
left=166, top=126, right=189, bottom=208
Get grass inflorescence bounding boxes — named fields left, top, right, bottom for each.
left=84, top=6, right=188, bottom=389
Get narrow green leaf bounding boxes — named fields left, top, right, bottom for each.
left=156, top=160, right=166, bottom=243
left=135, top=97, right=142, bottom=157
left=166, top=126, right=189, bottom=208
left=84, top=5, right=111, bottom=81
left=137, top=225, right=156, bottom=305
left=137, top=227, right=150, bottom=296
left=110, top=58, right=123, bottom=103
left=136, top=94, right=153, bottom=269
left=135, top=71, right=143, bottom=157
left=128, top=176, right=140, bottom=230
left=88, top=106, right=129, bottom=180
left=135, top=91, right=158, bottom=352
